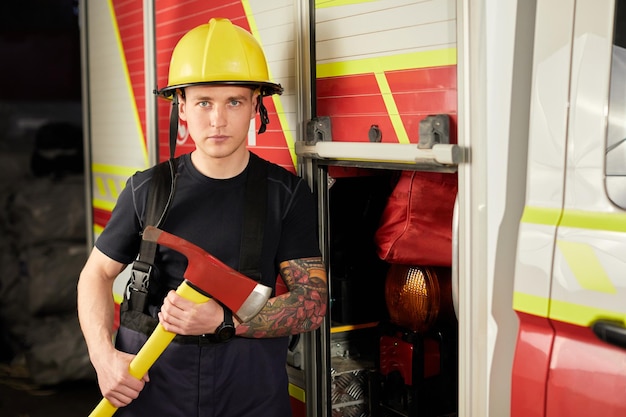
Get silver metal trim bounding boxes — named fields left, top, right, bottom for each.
left=235, top=284, right=272, bottom=323
left=295, top=141, right=462, bottom=166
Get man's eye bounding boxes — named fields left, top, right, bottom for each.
left=199, top=101, right=209, bottom=107
left=230, top=100, right=241, bottom=106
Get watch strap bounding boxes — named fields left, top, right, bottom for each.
left=214, top=307, right=236, bottom=342
left=223, top=307, right=234, bottom=326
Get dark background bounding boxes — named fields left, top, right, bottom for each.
left=0, top=0, right=81, bottom=101
left=0, top=1, right=101, bottom=416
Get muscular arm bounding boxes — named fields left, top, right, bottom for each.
left=235, top=257, right=328, bottom=338
left=77, top=247, right=148, bottom=407
left=77, top=247, right=125, bottom=362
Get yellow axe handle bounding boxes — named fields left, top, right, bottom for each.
left=89, top=281, right=210, bottom=417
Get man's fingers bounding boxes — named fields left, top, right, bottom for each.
left=165, top=289, right=192, bottom=309
left=158, top=310, right=183, bottom=334
left=104, top=379, right=145, bottom=407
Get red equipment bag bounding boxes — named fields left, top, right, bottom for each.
left=374, top=170, right=457, bottom=266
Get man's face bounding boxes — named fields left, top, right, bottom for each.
left=179, top=84, right=257, bottom=160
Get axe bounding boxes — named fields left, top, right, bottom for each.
left=89, top=226, right=272, bottom=417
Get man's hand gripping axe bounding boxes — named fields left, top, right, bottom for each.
left=89, top=226, right=272, bottom=417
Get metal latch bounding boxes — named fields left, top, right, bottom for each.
left=418, top=114, right=450, bottom=149
left=297, top=113, right=461, bottom=167
left=305, top=116, right=332, bottom=145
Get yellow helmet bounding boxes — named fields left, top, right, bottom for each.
left=157, top=18, right=283, bottom=98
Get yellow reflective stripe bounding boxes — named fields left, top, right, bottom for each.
left=316, top=48, right=456, bottom=146
left=560, top=210, right=626, bottom=232
left=92, top=163, right=138, bottom=211
left=92, top=163, right=139, bottom=178
left=93, top=198, right=115, bottom=212
left=106, top=0, right=149, bottom=165
left=513, top=292, right=626, bottom=325
left=516, top=207, right=626, bottom=323
left=522, top=206, right=626, bottom=231
left=317, top=48, right=457, bottom=78
left=95, top=176, right=107, bottom=199
left=271, top=95, right=297, bottom=168
left=512, top=291, right=550, bottom=318
left=550, top=298, right=626, bottom=327
left=242, top=0, right=297, bottom=169
left=520, top=206, right=562, bottom=226
left=315, top=0, right=377, bottom=8
left=374, top=72, right=410, bottom=144
left=557, top=240, right=617, bottom=294
left=331, top=322, right=378, bottom=334
left=289, top=383, right=306, bottom=403
left=107, top=178, right=119, bottom=198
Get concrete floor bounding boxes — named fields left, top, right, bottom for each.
left=0, top=361, right=102, bottom=417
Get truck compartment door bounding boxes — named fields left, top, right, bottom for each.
left=546, top=0, right=626, bottom=415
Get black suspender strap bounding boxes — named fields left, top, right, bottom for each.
left=238, top=154, right=268, bottom=281
left=137, top=95, right=178, bottom=266
left=140, top=158, right=178, bottom=258
left=127, top=157, right=178, bottom=313
left=127, top=153, right=268, bottom=314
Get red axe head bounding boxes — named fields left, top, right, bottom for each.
left=142, top=226, right=271, bottom=322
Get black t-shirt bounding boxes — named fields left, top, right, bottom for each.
left=96, top=151, right=320, bottom=305
left=96, top=152, right=320, bottom=417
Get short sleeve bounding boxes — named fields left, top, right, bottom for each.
left=94, top=174, right=146, bottom=264
left=275, top=179, right=321, bottom=263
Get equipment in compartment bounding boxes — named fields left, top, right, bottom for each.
left=326, top=167, right=458, bottom=416
left=328, top=174, right=393, bottom=325
left=374, top=170, right=457, bottom=267
left=385, top=265, right=441, bottom=333
left=330, top=327, right=378, bottom=417
left=331, top=359, right=373, bottom=417
left=375, top=266, right=457, bottom=416
left=375, top=323, right=457, bottom=417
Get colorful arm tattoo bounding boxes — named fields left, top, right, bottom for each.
left=236, top=257, right=328, bottom=338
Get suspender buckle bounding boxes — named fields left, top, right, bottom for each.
left=128, top=261, right=152, bottom=312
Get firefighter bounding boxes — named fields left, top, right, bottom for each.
left=77, top=18, right=328, bottom=417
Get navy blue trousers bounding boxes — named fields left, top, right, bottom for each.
left=113, top=326, right=292, bottom=417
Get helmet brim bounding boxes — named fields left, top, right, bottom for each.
left=155, top=81, right=283, bottom=99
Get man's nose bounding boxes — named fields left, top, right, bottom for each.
left=209, top=106, right=227, bottom=127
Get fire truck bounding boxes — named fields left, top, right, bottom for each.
left=79, top=0, right=626, bottom=416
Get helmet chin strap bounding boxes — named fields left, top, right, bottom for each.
left=168, top=88, right=268, bottom=150
left=169, top=94, right=179, bottom=159
left=257, top=94, right=269, bottom=135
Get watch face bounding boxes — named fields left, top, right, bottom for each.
left=217, top=324, right=236, bottom=342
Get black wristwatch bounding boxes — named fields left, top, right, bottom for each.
left=214, top=308, right=236, bottom=342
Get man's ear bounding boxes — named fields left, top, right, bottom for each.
left=251, top=91, right=260, bottom=120
left=177, top=91, right=187, bottom=121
